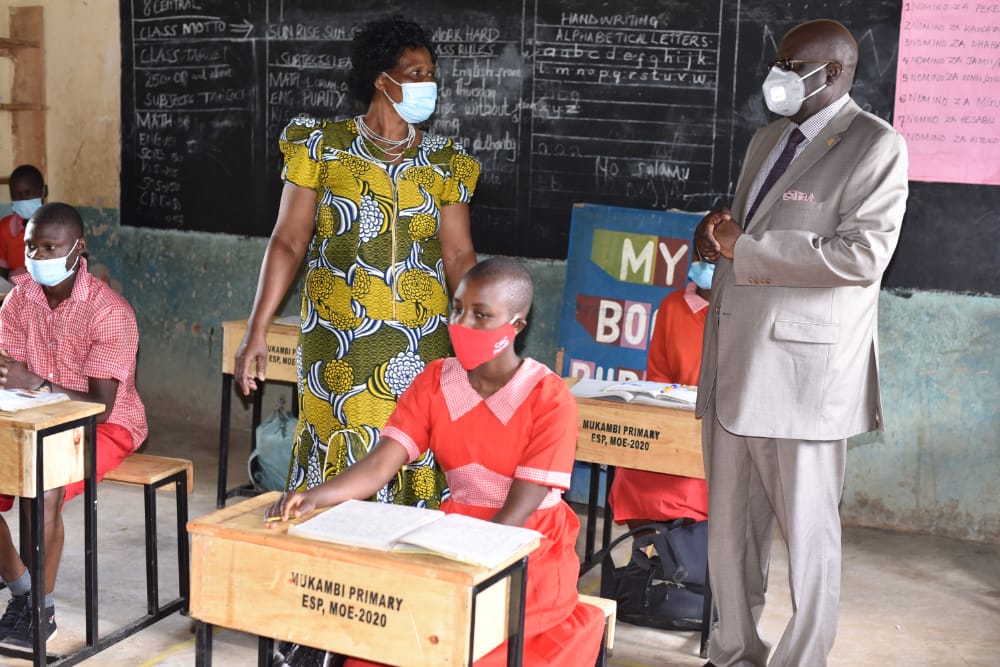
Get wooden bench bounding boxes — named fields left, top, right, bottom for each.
left=104, top=453, right=193, bottom=619
left=579, top=593, right=617, bottom=666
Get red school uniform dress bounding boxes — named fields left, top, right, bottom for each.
left=0, top=258, right=148, bottom=510
left=0, top=213, right=27, bottom=274
left=608, top=283, right=709, bottom=523
left=344, top=357, right=604, bottom=667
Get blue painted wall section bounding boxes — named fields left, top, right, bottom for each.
left=79, top=209, right=999, bottom=543
left=844, top=289, right=999, bottom=543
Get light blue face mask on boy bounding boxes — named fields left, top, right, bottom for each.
left=11, top=198, right=43, bottom=221
left=688, top=261, right=715, bottom=290
left=382, top=72, right=438, bottom=124
left=25, top=238, right=81, bottom=287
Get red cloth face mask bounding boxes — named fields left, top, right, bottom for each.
left=447, top=321, right=517, bottom=370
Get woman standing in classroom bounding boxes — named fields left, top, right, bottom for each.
left=235, top=16, right=480, bottom=513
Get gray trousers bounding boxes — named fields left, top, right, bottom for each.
left=703, top=398, right=847, bottom=667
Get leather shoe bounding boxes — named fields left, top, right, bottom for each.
left=702, top=663, right=717, bottom=667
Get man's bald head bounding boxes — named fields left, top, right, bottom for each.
left=776, top=19, right=858, bottom=121
left=785, top=19, right=858, bottom=83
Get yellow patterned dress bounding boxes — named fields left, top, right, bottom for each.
left=280, top=115, right=480, bottom=508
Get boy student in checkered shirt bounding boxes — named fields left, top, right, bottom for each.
left=0, top=202, right=147, bottom=647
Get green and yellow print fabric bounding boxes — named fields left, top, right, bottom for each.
left=278, top=116, right=480, bottom=508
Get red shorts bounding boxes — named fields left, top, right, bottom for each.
left=0, top=423, right=135, bottom=511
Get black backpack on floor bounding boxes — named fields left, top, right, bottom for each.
left=597, top=519, right=708, bottom=631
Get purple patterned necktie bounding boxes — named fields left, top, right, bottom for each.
left=744, top=128, right=806, bottom=227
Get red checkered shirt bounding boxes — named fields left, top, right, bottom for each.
left=0, top=258, right=147, bottom=450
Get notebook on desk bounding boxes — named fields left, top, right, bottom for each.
left=569, top=378, right=697, bottom=409
left=287, top=499, right=541, bottom=568
left=0, top=389, right=70, bottom=413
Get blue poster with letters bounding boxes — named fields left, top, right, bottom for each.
left=557, top=203, right=703, bottom=380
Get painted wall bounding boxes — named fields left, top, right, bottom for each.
left=843, top=290, right=999, bottom=542
left=0, top=1, right=120, bottom=206
left=2, top=1, right=997, bottom=543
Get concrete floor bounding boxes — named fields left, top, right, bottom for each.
left=4, top=413, right=998, bottom=666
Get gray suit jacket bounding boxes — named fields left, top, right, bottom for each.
left=696, top=99, right=908, bottom=440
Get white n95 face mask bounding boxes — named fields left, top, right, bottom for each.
left=761, top=63, right=828, bottom=116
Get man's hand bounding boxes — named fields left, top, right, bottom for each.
left=696, top=207, right=743, bottom=260
left=0, top=355, right=39, bottom=390
left=713, top=215, right=742, bottom=260
left=695, top=208, right=733, bottom=260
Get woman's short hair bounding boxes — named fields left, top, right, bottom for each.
left=348, top=16, right=436, bottom=105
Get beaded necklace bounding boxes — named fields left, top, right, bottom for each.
left=355, top=114, right=415, bottom=162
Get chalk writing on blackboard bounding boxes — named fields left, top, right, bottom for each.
left=529, top=4, right=725, bottom=219
left=120, top=1, right=734, bottom=246
left=119, top=1, right=997, bottom=294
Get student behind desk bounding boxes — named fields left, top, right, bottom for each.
left=267, top=257, right=605, bottom=667
left=0, top=203, right=147, bottom=647
left=0, top=164, right=47, bottom=280
left=607, top=253, right=713, bottom=529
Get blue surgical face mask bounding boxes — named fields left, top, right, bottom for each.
left=382, top=72, right=437, bottom=124
left=11, top=198, right=42, bottom=221
left=688, top=261, right=715, bottom=290
left=25, top=238, right=81, bottom=287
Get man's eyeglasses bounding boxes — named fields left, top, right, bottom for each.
left=769, top=58, right=838, bottom=72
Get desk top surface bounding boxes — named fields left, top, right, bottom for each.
left=0, top=400, right=105, bottom=430
left=221, top=317, right=299, bottom=332
left=189, top=493, right=536, bottom=586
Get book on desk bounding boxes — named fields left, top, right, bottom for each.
left=569, top=378, right=697, bottom=409
left=0, top=388, right=70, bottom=413
left=287, top=499, right=542, bottom=569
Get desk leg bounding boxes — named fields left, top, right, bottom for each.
left=84, top=416, right=99, bottom=647
left=17, top=500, right=28, bottom=568
left=505, top=556, right=528, bottom=667
left=29, top=434, right=45, bottom=667
left=251, top=387, right=263, bottom=448
left=584, top=463, right=600, bottom=564
left=195, top=621, right=213, bottom=667
left=601, top=466, right=615, bottom=552
left=257, top=636, right=274, bottom=667
left=218, top=374, right=233, bottom=508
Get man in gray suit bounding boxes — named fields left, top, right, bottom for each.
left=695, top=19, right=908, bottom=667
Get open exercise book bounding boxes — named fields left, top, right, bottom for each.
left=287, top=499, right=542, bottom=569
left=569, top=378, right=697, bottom=409
left=0, top=389, right=70, bottom=413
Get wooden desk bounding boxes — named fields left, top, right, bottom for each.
left=570, top=387, right=703, bottom=565
left=0, top=400, right=103, bottom=666
left=574, top=396, right=703, bottom=477
left=189, top=494, right=534, bottom=667
left=569, top=386, right=712, bottom=656
left=218, top=318, right=298, bottom=507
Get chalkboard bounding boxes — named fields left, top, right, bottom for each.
left=119, top=1, right=998, bottom=294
